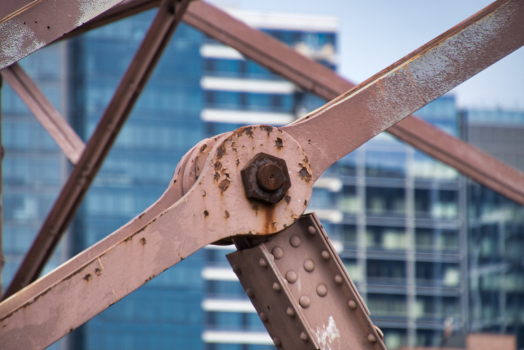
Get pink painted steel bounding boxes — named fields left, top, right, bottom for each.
left=0, top=126, right=314, bottom=349
left=185, top=1, right=524, bottom=206
left=228, top=213, right=385, bottom=350
left=1, top=63, right=85, bottom=164
left=282, top=0, right=524, bottom=180
left=0, top=0, right=125, bottom=70
left=2, top=0, right=192, bottom=300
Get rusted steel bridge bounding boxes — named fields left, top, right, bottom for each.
left=0, top=0, right=523, bottom=348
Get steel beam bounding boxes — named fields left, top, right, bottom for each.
left=1, top=63, right=85, bottom=164
left=184, top=1, right=524, bottom=206
left=2, top=0, right=192, bottom=300
left=0, top=0, right=125, bottom=70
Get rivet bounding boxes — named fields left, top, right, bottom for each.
left=348, top=299, right=357, bottom=309
left=299, top=296, right=311, bottom=308
left=374, top=325, right=384, bottom=339
left=321, top=250, right=330, bottom=260
left=272, top=282, right=281, bottom=292
left=246, top=288, right=254, bottom=298
left=232, top=264, right=241, bottom=275
left=368, top=334, right=377, bottom=343
left=290, top=235, right=301, bottom=247
left=316, top=284, right=328, bottom=297
left=286, top=271, right=297, bottom=283
left=273, top=337, right=282, bottom=347
left=300, top=332, right=309, bottom=342
left=308, top=225, right=317, bottom=235
left=334, top=274, right=343, bottom=284
left=303, top=259, right=315, bottom=272
left=286, top=307, right=295, bottom=317
left=272, top=246, right=284, bottom=259
left=259, top=258, right=268, bottom=267
left=260, top=312, right=268, bottom=322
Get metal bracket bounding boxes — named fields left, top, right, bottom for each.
left=227, top=213, right=386, bottom=350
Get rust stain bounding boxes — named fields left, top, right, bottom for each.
left=219, top=179, right=231, bottom=193
left=299, top=166, right=312, bottom=183
left=140, top=237, right=146, bottom=246
left=95, top=268, right=102, bottom=276
left=217, top=144, right=226, bottom=159
left=275, top=138, right=283, bottom=149
left=236, top=159, right=240, bottom=166
left=200, top=144, right=207, bottom=152
left=204, top=210, right=209, bottom=217
left=214, top=161, right=222, bottom=171
left=285, top=195, right=291, bottom=204
left=83, top=273, right=92, bottom=282
left=304, top=199, right=308, bottom=206
left=214, top=172, right=220, bottom=181
left=236, top=125, right=254, bottom=138
left=260, top=125, right=273, bottom=136
left=264, top=206, right=276, bottom=234
left=225, top=210, right=230, bottom=219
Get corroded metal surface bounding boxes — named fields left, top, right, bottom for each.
left=1, top=63, right=85, bottom=164
left=228, top=214, right=385, bottom=350
left=0, top=0, right=124, bottom=70
left=185, top=0, right=524, bottom=206
left=241, top=153, right=291, bottom=205
left=0, top=126, right=313, bottom=349
left=282, top=0, right=524, bottom=181
left=2, top=0, right=192, bottom=300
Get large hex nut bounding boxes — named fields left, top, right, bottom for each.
left=241, top=153, right=291, bottom=205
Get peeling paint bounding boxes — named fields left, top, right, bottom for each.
left=315, top=316, right=341, bottom=350
left=76, top=0, right=121, bottom=27
left=0, top=20, right=45, bottom=69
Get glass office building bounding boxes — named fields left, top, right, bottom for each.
left=1, top=5, right=522, bottom=350
left=464, top=110, right=524, bottom=347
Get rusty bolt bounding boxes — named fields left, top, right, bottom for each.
left=241, top=153, right=291, bottom=205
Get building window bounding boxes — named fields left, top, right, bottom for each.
left=205, top=91, right=217, bottom=105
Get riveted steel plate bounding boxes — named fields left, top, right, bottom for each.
left=228, top=213, right=386, bottom=350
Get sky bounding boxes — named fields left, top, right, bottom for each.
left=208, top=0, right=524, bottom=111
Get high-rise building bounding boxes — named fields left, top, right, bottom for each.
left=463, top=109, right=524, bottom=347
left=2, top=5, right=522, bottom=350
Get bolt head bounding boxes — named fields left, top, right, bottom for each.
left=300, top=332, right=309, bottom=342
left=257, top=163, right=285, bottom=191
left=241, top=153, right=291, bottom=205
